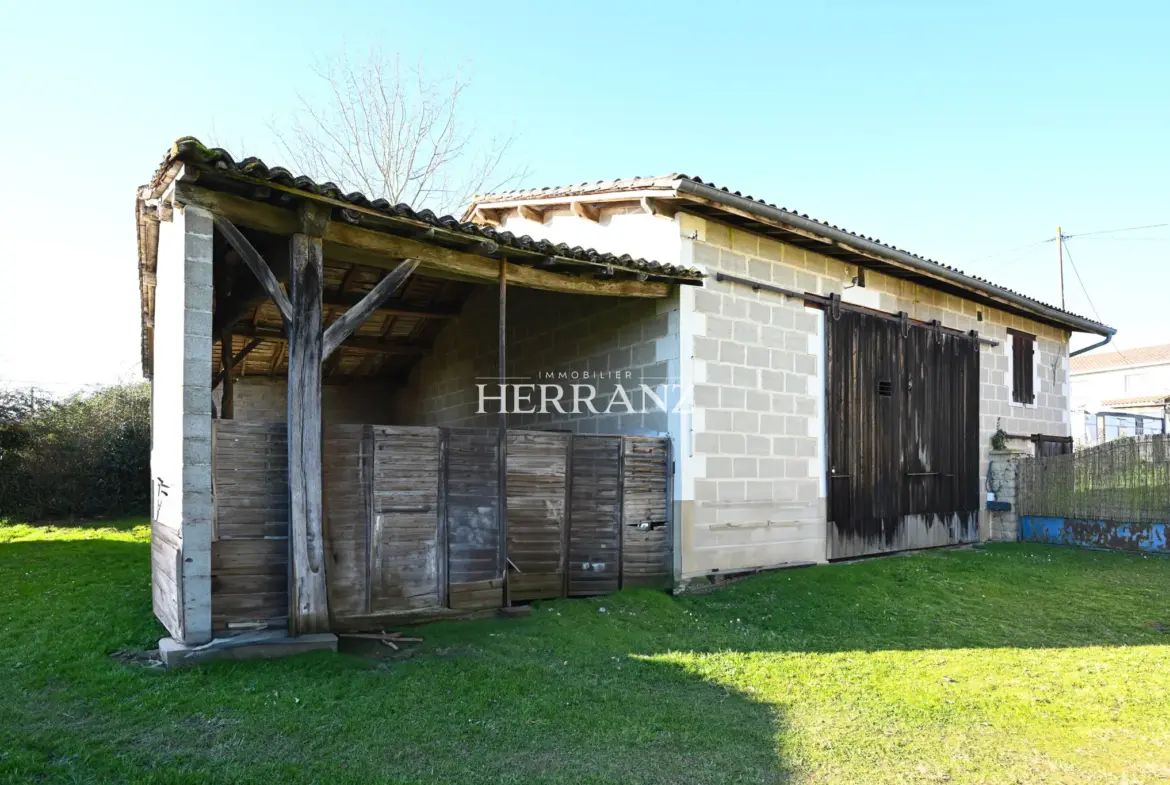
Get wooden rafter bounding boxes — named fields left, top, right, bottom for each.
left=570, top=201, right=600, bottom=223
left=213, top=336, right=263, bottom=388
left=322, top=260, right=420, bottom=360
left=213, top=215, right=292, bottom=323
left=232, top=326, right=425, bottom=356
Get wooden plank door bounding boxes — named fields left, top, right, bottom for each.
left=620, top=436, right=672, bottom=589
left=506, top=431, right=570, bottom=601
left=901, top=328, right=981, bottom=548
left=368, top=426, right=442, bottom=612
left=827, top=311, right=905, bottom=559
left=567, top=435, right=623, bottom=596
left=827, top=312, right=980, bottom=559
left=445, top=428, right=504, bottom=610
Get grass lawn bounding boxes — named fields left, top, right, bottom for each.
left=2, top=521, right=1169, bottom=783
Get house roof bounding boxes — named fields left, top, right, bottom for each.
left=1071, top=343, right=1170, bottom=374
left=469, top=174, right=1115, bottom=337
left=150, top=139, right=703, bottom=283
left=136, top=139, right=702, bottom=382
left=1100, top=392, right=1170, bottom=408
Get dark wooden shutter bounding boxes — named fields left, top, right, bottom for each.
left=1009, top=330, right=1035, bottom=404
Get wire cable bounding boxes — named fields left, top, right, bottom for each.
left=1061, top=238, right=1130, bottom=363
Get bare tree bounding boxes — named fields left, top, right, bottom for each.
left=271, top=50, right=527, bottom=217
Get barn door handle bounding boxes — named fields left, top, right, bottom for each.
left=905, top=472, right=940, bottom=477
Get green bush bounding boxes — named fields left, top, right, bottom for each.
left=0, top=383, right=150, bottom=521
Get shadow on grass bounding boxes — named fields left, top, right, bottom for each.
left=4, top=534, right=1170, bottom=782
left=0, top=534, right=791, bottom=783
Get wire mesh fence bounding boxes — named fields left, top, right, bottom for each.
left=1018, top=434, right=1170, bottom=523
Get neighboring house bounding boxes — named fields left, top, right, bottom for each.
left=1069, top=343, right=1170, bottom=442
left=140, top=139, right=1115, bottom=648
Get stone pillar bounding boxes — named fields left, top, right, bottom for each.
left=986, top=448, right=1027, bottom=541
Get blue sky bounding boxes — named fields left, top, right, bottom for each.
left=1, top=0, right=1166, bottom=390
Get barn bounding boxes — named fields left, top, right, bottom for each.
left=139, top=139, right=1113, bottom=657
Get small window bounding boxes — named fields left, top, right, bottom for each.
left=1008, top=329, right=1035, bottom=405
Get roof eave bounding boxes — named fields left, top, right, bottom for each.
left=671, top=179, right=1115, bottom=338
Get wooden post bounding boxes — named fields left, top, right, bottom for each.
left=287, top=203, right=331, bottom=635
left=219, top=328, right=235, bottom=420
left=497, top=259, right=509, bottom=606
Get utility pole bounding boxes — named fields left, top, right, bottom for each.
left=1056, top=225, right=1065, bottom=309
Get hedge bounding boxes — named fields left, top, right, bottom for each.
left=0, top=383, right=151, bottom=521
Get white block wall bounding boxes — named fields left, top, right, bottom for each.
left=151, top=204, right=215, bottom=643
left=395, top=285, right=679, bottom=434
left=676, top=213, right=1071, bottom=577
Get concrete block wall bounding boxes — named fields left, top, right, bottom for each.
left=151, top=203, right=215, bottom=643
left=213, top=378, right=397, bottom=427
left=676, top=212, right=1072, bottom=576
left=678, top=218, right=827, bottom=575
left=396, top=284, right=679, bottom=434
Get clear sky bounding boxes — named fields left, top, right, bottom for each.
left=1, top=0, right=1166, bottom=393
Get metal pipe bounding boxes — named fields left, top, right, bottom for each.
left=678, top=179, right=1115, bottom=338
left=1069, top=332, right=1113, bottom=358
left=715, top=272, right=1000, bottom=347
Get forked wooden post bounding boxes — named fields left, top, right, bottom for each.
left=287, top=202, right=331, bottom=634
left=211, top=201, right=419, bottom=637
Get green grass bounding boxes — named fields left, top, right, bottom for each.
left=2, top=521, right=1170, bottom=784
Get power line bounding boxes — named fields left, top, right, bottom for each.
left=1064, top=222, right=1169, bottom=239
left=1060, top=238, right=1130, bottom=363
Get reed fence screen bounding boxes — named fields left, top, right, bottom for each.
left=1018, top=434, right=1170, bottom=523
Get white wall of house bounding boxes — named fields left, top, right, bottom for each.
left=1071, top=362, right=1170, bottom=411
left=493, top=204, right=1076, bottom=580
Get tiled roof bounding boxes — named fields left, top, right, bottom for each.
left=1101, top=392, right=1170, bottom=408
left=474, top=175, right=1110, bottom=332
left=153, top=139, right=703, bottom=283
left=1072, top=343, right=1170, bottom=373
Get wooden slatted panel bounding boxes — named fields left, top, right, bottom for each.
left=151, top=519, right=183, bottom=639
left=568, top=435, right=622, bottom=596
left=620, top=436, right=672, bottom=589
left=323, top=424, right=369, bottom=619
left=211, top=421, right=288, bottom=630
left=507, top=431, right=570, bottom=601
left=446, top=428, right=502, bottom=609
left=370, top=426, right=442, bottom=611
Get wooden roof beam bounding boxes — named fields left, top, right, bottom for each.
left=233, top=326, right=427, bottom=356
left=570, top=201, right=600, bottom=223
left=174, top=183, right=672, bottom=297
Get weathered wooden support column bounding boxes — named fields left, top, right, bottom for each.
left=497, top=259, right=510, bottom=606
left=219, top=327, right=235, bottom=419
left=287, top=203, right=331, bottom=634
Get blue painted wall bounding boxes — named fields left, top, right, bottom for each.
left=1019, top=516, right=1169, bottom=553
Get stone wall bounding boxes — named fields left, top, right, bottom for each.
left=395, top=285, right=679, bottom=434
left=986, top=448, right=1027, bottom=541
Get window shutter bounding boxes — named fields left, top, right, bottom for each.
left=1009, top=331, right=1036, bottom=405
left=1022, top=338, right=1035, bottom=404
left=1011, top=334, right=1024, bottom=403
